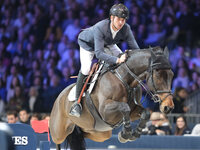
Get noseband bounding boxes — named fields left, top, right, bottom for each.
left=115, top=52, right=172, bottom=104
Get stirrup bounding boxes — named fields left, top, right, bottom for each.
left=69, top=102, right=82, bottom=117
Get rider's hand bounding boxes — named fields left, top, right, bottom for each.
left=116, top=53, right=127, bottom=64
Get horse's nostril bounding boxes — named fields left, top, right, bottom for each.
left=164, top=106, right=169, bottom=113
left=163, top=106, right=173, bottom=114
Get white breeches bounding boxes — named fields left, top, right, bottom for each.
left=80, top=44, right=122, bottom=75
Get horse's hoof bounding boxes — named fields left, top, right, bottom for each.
left=118, top=132, right=128, bottom=143
left=128, top=136, right=137, bottom=142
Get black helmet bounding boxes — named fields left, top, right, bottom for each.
left=109, top=4, right=129, bottom=19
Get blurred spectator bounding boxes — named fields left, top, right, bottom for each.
left=189, top=47, right=200, bottom=73
left=33, top=76, right=44, bottom=96
left=6, top=110, right=19, bottom=124
left=6, top=76, right=22, bottom=102
left=144, top=112, right=172, bottom=135
left=26, top=86, right=44, bottom=113
left=6, top=65, right=23, bottom=91
left=62, top=9, right=74, bottom=30
left=57, top=35, right=69, bottom=58
left=42, top=113, right=50, bottom=121
left=44, top=18, right=62, bottom=42
left=25, top=59, right=41, bottom=88
left=0, top=96, right=5, bottom=115
left=136, top=24, right=147, bottom=48
left=176, top=1, right=194, bottom=47
left=172, top=87, right=189, bottom=114
left=170, top=45, right=189, bottom=69
left=79, top=10, right=90, bottom=28
left=0, top=77, right=7, bottom=103
left=7, top=86, right=27, bottom=112
left=58, top=42, right=79, bottom=71
left=0, top=58, right=7, bottom=79
left=189, top=71, right=200, bottom=92
left=60, top=66, right=76, bottom=88
left=30, top=113, right=41, bottom=122
left=19, top=109, right=30, bottom=124
left=44, top=42, right=54, bottom=61
left=144, top=23, right=165, bottom=46
left=163, top=15, right=179, bottom=50
left=191, top=123, right=200, bottom=136
left=34, top=49, right=48, bottom=73
left=42, top=74, right=63, bottom=112
left=174, top=58, right=190, bottom=78
left=0, top=41, right=11, bottom=69
left=174, top=115, right=191, bottom=136
left=64, top=19, right=81, bottom=42
left=197, top=76, right=200, bottom=88
left=172, top=67, right=190, bottom=90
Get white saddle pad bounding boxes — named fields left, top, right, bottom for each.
left=68, top=85, right=86, bottom=101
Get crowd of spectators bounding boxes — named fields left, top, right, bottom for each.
left=142, top=112, right=200, bottom=136
left=0, top=0, right=200, bottom=126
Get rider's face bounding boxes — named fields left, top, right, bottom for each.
left=111, top=16, right=126, bottom=31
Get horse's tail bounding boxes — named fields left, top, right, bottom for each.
left=65, top=125, right=86, bottom=150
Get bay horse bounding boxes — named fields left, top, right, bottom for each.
left=49, top=46, right=174, bottom=150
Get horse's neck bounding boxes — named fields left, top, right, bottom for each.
left=116, top=50, right=151, bottom=86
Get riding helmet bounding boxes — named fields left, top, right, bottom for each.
left=109, top=3, right=129, bottom=19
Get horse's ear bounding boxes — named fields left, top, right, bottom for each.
left=151, top=50, right=156, bottom=62
left=163, top=46, right=169, bottom=59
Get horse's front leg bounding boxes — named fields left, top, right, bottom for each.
left=129, top=109, right=150, bottom=141
left=116, top=103, right=150, bottom=143
left=117, top=102, right=135, bottom=143
left=100, top=101, right=134, bottom=143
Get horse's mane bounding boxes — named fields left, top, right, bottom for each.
left=127, top=46, right=163, bottom=56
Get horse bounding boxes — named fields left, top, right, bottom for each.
left=49, top=46, right=174, bottom=150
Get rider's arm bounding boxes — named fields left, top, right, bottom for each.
left=94, top=26, right=119, bottom=65
left=125, top=24, right=140, bottom=49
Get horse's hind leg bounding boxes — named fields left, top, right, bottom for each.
left=50, top=97, right=75, bottom=145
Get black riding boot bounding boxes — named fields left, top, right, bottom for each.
left=69, top=72, right=87, bottom=117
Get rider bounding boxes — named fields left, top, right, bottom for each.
left=69, top=3, right=140, bottom=117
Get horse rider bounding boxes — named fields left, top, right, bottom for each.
left=69, top=3, right=140, bottom=117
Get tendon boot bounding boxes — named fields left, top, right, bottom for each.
left=69, top=72, right=87, bottom=117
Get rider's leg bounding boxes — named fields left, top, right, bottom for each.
left=69, top=71, right=87, bottom=117
left=69, top=47, right=94, bottom=117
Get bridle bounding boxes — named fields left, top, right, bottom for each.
left=115, top=51, right=173, bottom=104
left=147, top=59, right=172, bottom=103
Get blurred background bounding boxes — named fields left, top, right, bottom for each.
left=0, top=0, right=200, bottom=146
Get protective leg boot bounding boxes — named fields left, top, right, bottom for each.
left=69, top=72, right=87, bottom=117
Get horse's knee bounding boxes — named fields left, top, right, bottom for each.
left=118, top=102, right=131, bottom=116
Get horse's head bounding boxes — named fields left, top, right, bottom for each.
left=146, top=47, right=174, bottom=114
